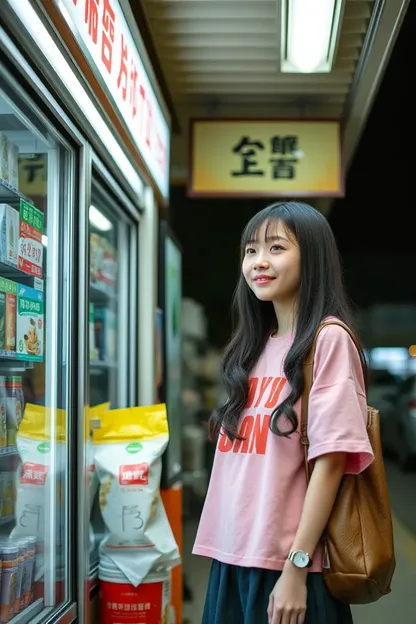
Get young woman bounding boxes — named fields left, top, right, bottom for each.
left=193, top=202, right=374, bottom=624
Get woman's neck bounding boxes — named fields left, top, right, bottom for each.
left=273, top=301, right=297, bottom=337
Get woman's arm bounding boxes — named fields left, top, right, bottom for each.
left=288, top=450, right=347, bottom=567
left=268, top=451, right=346, bottom=624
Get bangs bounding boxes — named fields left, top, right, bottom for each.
left=241, top=204, right=294, bottom=251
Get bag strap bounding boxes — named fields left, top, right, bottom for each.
left=301, top=320, right=360, bottom=483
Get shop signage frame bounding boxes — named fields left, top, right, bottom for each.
left=188, top=118, right=344, bottom=199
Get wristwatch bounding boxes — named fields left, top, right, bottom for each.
left=287, top=550, right=313, bottom=569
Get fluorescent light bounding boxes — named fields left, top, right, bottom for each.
left=6, top=0, right=144, bottom=196
left=42, top=234, right=48, bottom=247
left=281, top=0, right=344, bottom=73
left=89, top=205, right=113, bottom=231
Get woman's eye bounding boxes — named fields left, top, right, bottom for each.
left=246, top=248, right=255, bottom=255
left=271, top=245, right=283, bottom=252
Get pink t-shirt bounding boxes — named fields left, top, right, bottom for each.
left=193, top=322, right=374, bottom=572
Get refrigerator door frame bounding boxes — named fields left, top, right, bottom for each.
left=79, top=152, right=141, bottom=623
left=158, top=221, right=183, bottom=489
left=89, top=157, right=141, bottom=408
left=0, top=7, right=146, bottom=623
left=90, top=153, right=140, bottom=406
left=77, top=142, right=92, bottom=624
left=0, top=23, right=82, bottom=624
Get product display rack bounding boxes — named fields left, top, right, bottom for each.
left=0, top=177, right=33, bottom=205
left=1, top=116, right=46, bottom=623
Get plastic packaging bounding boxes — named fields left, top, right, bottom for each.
left=93, top=404, right=180, bottom=586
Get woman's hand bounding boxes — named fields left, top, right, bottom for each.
left=267, top=564, right=307, bottom=624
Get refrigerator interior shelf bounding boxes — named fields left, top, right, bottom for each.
left=90, top=282, right=117, bottom=304
left=0, top=260, right=38, bottom=287
left=8, top=598, right=44, bottom=624
left=0, top=445, right=18, bottom=457
left=0, top=351, right=35, bottom=368
left=0, top=177, right=34, bottom=206
left=0, top=513, right=14, bottom=525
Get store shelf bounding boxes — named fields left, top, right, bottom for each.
left=0, top=259, right=36, bottom=285
left=0, top=445, right=18, bottom=457
left=0, top=351, right=35, bottom=369
left=0, top=177, right=33, bottom=205
left=90, top=282, right=117, bottom=304
left=0, top=513, right=14, bottom=525
left=10, top=599, right=43, bottom=624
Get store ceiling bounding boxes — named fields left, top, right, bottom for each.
left=139, top=0, right=409, bottom=212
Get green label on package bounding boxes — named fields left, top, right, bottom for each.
left=18, top=199, right=44, bottom=277
left=0, top=277, right=17, bottom=295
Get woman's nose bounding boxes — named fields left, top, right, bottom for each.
left=254, top=255, right=270, bottom=269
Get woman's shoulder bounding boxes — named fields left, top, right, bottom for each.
left=315, top=317, right=359, bottom=354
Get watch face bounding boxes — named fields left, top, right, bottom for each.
left=293, top=551, right=309, bottom=568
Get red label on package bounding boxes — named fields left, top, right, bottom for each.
left=100, top=579, right=167, bottom=624
left=20, top=462, right=48, bottom=485
left=119, top=463, right=149, bottom=486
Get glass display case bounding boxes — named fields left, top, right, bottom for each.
left=85, top=171, right=139, bottom=617
left=0, top=63, right=73, bottom=623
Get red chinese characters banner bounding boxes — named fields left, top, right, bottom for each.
left=58, top=0, right=170, bottom=198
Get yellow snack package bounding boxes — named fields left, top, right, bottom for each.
left=10, top=404, right=67, bottom=580
left=93, top=404, right=181, bottom=586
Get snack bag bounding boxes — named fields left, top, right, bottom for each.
left=86, top=402, right=110, bottom=552
left=93, top=403, right=181, bottom=587
left=10, top=403, right=67, bottom=578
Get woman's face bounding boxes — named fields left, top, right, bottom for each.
left=242, top=220, right=301, bottom=305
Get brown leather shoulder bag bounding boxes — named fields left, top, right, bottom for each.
left=301, top=320, right=396, bottom=604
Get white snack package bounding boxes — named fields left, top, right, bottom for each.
left=93, top=403, right=181, bottom=586
left=10, top=404, right=67, bottom=578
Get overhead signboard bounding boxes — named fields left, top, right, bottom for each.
left=57, top=0, right=170, bottom=198
left=189, top=119, right=343, bottom=198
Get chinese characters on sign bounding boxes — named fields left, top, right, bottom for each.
left=59, top=0, right=170, bottom=198
left=190, top=120, right=343, bottom=197
left=231, top=135, right=299, bottom=179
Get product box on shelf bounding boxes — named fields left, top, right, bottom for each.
left=16, top=284, right=44, bottom=361
left=0, top=290, right=5, bottom=349
left=7, top=142, right=19, bottom=190
left=0, top=204, right=19, bottom=268
left=0, top=376, right=7, bottom=448
left=0, top=133, right=8, bottom=182
left=0, top=278, right=17, bottom=354
left=89, top=303, right=98, bottom=361
left=0, top=134, right=19, bottom=189
left=94, top=307, right=116, bottom=362
left=90, top=233, right=117, bottom=295
left=101, top=240, right=117, bottom=290
left=5, top=375, right=24, bottom=448
left=18, top=199, right=44, bottom=279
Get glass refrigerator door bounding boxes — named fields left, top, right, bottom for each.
left=85, top=171, right=137, bottom=615
left=0, top=61, right=74, bottom=621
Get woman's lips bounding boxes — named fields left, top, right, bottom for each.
left=254, top=276, right=275, bottom=285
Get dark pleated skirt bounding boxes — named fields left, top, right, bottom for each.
left=202, top=559, right=353, bottom=624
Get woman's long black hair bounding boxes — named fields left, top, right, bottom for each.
left=209, top=201, right=367, bottom=441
